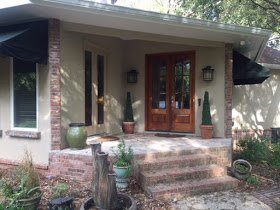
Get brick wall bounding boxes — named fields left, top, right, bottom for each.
left=224, top=44, right=233, bottom=138
left=232, top=128, right=272, bottom=150
left=49, top=151, right=93, bottom=181
left=49, top=19, right=62, bottom=150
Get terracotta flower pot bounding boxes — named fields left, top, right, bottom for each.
left=122, top=122, right=135, bottom=134
left=200, top=125, right=214, bottom=139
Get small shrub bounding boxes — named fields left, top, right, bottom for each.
left=235, top=163, right=250, bottom=173
left=51, top=183, right=70, bottom=199
left=0, top=151, right=40, bottom=209
left=201, top=91, right=212, bottom=125
left=238, top=135, right=271, bottom=163
left=112, top=139, right=134, bottom=167
left=124, top=92, right=134, bottom=122
left=271, top=143, right=280, bottom=168
left=246, top=175, right=259, bottom=185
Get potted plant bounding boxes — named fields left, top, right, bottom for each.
left=48, top=183, right=75, bottom=210
left=122, top=92, right=135, bottom=134
left=66, top=123, right=87, bottom=149
left=0, top=151, right=42, bottom=210
left=112, top=139, right=134, bottom=189
left=200, top=91, right=214, bottom=139
left=231, top=159, right=252, bottom=180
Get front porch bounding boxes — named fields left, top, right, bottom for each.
left=49, top=132, right=232, bottom=181
left=49, top=133, right=237, bottom=199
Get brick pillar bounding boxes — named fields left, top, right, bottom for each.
left=224, top=44, right=233, bottom=138
left=49, top=19, right=61, bottom=150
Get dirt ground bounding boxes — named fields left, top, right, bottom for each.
left=0, top=161, right=279, bottom=210
left=39, top=176, right=170, bottom=210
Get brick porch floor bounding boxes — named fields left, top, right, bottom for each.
left=49, top=132, right=233, bottom=181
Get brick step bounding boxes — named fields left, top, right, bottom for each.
left=139, top=164, right=226, bottom=187
left=145, top=176, right=238, bottom=200
left=134, top=147, right=230, bottom=161
left=137, top=154, right=218, bottom=171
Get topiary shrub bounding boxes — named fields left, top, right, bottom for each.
left=201, top=91, right=212, bottom=125
left=124, top=92, right=134, bottom=122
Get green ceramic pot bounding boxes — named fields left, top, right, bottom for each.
left=66, top=123, right=87, bottom=149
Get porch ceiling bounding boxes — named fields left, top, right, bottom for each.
left=0, top=0, right=272, bottom=60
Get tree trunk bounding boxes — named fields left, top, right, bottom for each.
left=96, top=152, right=110, bottom=209
left=91, top=143, right=101, bottom=207
left=108, top=173, right=118, bottom=210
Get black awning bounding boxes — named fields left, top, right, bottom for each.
left=233, top=51, right=271, bottom=85
left=0, top=20, right=48, bottom=64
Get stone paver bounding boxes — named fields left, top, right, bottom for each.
left=171, top=191, right=272, bottom=210
left=252, top=187, right=280, bottom=210
left=87, top=132, right=231, bottom=156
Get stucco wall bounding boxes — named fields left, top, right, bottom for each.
left=0, top=57, right=51, bottom=165
left=123, top=40, right=225, bottom=137
left=233, top=69, right=280, bottom=130
left=60, top=30, right=125, bottom=144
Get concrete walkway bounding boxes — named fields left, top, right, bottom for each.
left=171, top=190, right=273, bottom=210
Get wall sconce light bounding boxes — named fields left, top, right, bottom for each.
left=202, top=66, right=214, bottom=81
left=127, top=69, right=138, bottom=83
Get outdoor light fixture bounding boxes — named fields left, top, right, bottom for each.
left=202, top=66, right=214, bottom=81
left=127, top=69, right=138, bottom=83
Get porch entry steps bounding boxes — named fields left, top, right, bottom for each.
left=135, top=149, right=238, bottom=200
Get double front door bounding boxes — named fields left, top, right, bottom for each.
left=146, top=52, right=195, bottom=132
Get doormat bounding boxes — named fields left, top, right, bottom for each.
left=155, top=133, right=186, bottom=138
left=96, top=135, right=120, bottom=142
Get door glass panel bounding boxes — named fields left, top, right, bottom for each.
left=97, top=55, right=104, bottom=124
left=174, top=60, right=191, bottom=109
left=152, top=59, right=167, bottom=109
left=85, top=51, right=92, bottom=126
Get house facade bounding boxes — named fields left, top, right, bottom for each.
left=0, top=0, right=272, bottom=171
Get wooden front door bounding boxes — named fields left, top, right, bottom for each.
left=146, top=52, right=195, bottom=132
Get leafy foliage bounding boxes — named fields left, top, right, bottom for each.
left=112, top=139, right=134, bottom=167
left=201, top=91, right=212, bottom=125
left=0, top=151, right=40, bottom=209
left=246, top=175, right=259, bottom=185
left=235, top=163, right=250, bottom=173
left=51, top=183, right=70, bottom=199
left=238, top=135, right=280, bottom=168
left=238, top=135, right=271, bottom=163
left=124, top=92, right=134, bottom=122
left=271, top=143, right=280, bottom=168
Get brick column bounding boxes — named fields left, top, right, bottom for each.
left=224, top=44, right=233, bottom=138
left=49, top=19, right=61, bottom=150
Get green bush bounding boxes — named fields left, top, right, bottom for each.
left=112, top=139, right=134, bottom=167
left=246, top=175, right=259, bottom=185
left=0, top=151, right=40, bottom=210
left=238, top=135, right=271, bottom=163
left=271, top=143, right=280, bottom=168
left=201, top=91, right=212, bottom=125
left=51, top=183, right=70, bottom=199
left=124, top=92, right=134, bottom=122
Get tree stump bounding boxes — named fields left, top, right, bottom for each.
left=91, top=143, right=118, bottom=210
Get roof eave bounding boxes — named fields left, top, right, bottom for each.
left=30, top=0, right=272, bottom=38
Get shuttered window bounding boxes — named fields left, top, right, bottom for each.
left=13, top=59, right=37, bottom=129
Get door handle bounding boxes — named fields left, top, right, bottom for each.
left=97, top=96, right=104, bottom=105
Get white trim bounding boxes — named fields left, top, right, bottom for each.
left=32, top=0, right=272, bottom=37
left=260, top=63, right=280, bottom=70
left=10, top=58, right=39, bottom=131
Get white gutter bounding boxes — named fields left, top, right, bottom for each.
left=31, top=0, right=272, bottom=38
